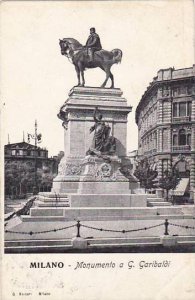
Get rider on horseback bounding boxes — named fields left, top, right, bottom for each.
left=85, top=28, right=102, bottom=62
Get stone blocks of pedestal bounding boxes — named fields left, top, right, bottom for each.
left=70, top=194, right=147, bottom=207
left=52, top=87, right=132, bottom=194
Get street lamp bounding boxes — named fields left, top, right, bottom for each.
left=27, top=120, right=42, bottom=195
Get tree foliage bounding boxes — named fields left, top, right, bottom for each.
left=5, top=160, right=54, bottom=197
left=158, top=168, right=181, bottom=201
left=133, top=157, right=158, bottom=190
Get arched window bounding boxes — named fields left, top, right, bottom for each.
left=173, top=134, right=177, bottom=146
left=179, top=129, right=186, bottom=145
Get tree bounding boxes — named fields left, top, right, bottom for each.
left=5, top=158, right=56, bottom=198
left=5, top=161, right=21, bottom=197
left=158, top=168, right=181, bottom=202
left=133, top=157, right=158, bottom=192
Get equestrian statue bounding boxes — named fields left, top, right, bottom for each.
left=59, top=28, right=122, bottom=88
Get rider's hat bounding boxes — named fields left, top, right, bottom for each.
left=90, top=27, right=95, bottom=32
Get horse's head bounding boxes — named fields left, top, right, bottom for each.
left=59, top=39, right=70, bottom=56
left=59, top=38, right=83, bottom=56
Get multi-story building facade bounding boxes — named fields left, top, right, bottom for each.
left=135, top=65, right=195, bottom=200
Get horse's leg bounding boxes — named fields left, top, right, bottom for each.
left=78, top=62, right=85, bottom=87
left=75, top=65, right=81, bottom=86
left=81, top=69, right=85, bottom=87
left=110, top=71, right=114, bottom=88
left=101, top=68, right=110, bottom=88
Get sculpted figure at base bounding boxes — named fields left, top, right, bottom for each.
left=59, top=28, right=122, bottom=88
left=87, top=107, right=116, bottom=157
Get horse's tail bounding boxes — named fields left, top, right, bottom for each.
left=111, top=49, right=123, bottom=64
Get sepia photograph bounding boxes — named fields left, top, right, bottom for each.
left=1, top=0, right=195, bottom=299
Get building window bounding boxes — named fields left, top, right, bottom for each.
left=40, top=151, right=45, bottom=157
left=172, top=102, right=191, bottom=118
left=187, top=102, right=192, bottom=116
left=173, top=103, right=177, bottom=117
left=179, top=102, right=186, bottom=117
left=179, top=129, right=186, bottom=145
left=154, top=132, right=157, bottom=148
left=11, top=150, right=16, bottom=156
left=187, top=134, right=191, bottom=146
left=173, top=134, right=177, bottom=146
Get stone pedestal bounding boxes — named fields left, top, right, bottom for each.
left=52, top=87, right=132, bottom=194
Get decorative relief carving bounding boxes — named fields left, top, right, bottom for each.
left=66, top=163, right=82, bottom=175
left=96, top=163, right=112, bottom=180
left=81, top=157, right=128, bottom=182
left=87, top=164, right=99, bottom=176
left=58, top=160, right=82, bottom=176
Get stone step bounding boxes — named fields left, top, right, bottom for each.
left=87, top=236, right=161, bottom=245
left=148, top=202, right=172, bottom=207
left=35, top=201, right=70, bottom=208
left=38, top=196, right=69, bottom=202
left=20, top=214, right=194, bottom=222
left=146, top=194, right=158, bottom=198
left=177, top=241, right=195, bottom=245
left=38, top=192, right=69, bottom=198
left=5, top=239, right=72, bottom=247
left=88, top=242, right=162, bottom=248
left=5, top=239, right=195, bottom=253
left=177, top=236, right=195, bottom=242
left=4, top=245, right=73, bottom=252
left=147, top=198, right=164, bottom=202
left=35, top=199, right=69, bottom=205
left=29, top=206, right=191, bottom=218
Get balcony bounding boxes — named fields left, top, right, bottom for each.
left=144, top=149, right=157, bottom=156
left=172, top=145, right=191, bottom=152
left=172, top=116, right=191, bottom=123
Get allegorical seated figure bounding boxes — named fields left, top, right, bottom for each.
left=87, top=107, right=116, bottom=156
left=85, top=27, right=102, bottom=62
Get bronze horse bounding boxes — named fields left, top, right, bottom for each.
left=59, top=38, right=122, bottom=88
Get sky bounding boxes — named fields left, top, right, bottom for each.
left=1, top=0, right=194, bottom=157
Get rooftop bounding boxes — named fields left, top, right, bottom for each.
left=4, top=142, right=47, bottom=151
